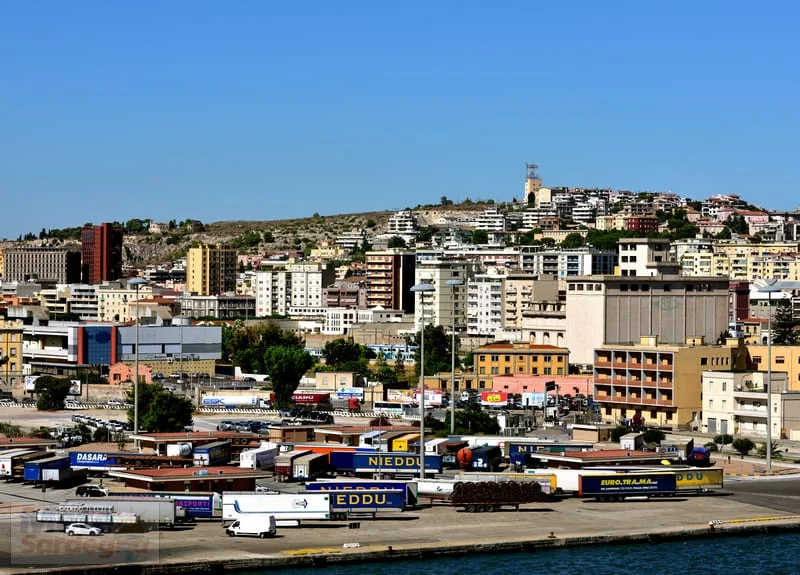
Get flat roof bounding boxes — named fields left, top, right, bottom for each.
left=0, top=438, right=58, bottom=447
left=532, top=449, right=672, bottom=464
left=109, top=466, right=269, bottom=483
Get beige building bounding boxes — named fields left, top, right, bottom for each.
left=593, top=337, right=738, bottom=429
left=617, top=238, right=679, bottom=277
left=701, top=370, right=797, bottom=440
left=186, top=244, right=237, bottom=296
left=745, top=344, right=800, bottom=391
left=680, top=251, right=731, bottom=277
left=0, top=319, right=23, bottom=389
left=98, top=282, right=155, bottom=322
left=565, top=275, right=730, bottom=367
left=503, top=274, right=559, bottom=331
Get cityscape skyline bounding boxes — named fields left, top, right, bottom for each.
left=2, top=2, right=799, bottom=239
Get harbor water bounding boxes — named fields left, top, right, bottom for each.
left=239, top=531, right=800, bottom=575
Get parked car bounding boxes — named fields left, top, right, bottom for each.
left=65, top=523, right=102, bottom=536
left=75, top=485, right=109, bottom=497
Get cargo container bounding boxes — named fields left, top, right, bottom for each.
left=107, top=491, right=222, bottom=519
left=23, top=454, right=70, bottom=483
left=292, top=452, right=328, bottom=481
left=222, top=492, right=332, bottom=525
left=305, top=479, right=418, bottom=507
left=64, top=497, right=185, bottom=528
left=391, top=433, right=420, bottom=453
left=193, top=441, right=232, bottom=466
left=240, top=443, right=279, bottom=470
left=578, top=472, right=678, bottom=501
left=275, top=450, right=310, bottom=480
left=351, top=452, right=442, bottom=476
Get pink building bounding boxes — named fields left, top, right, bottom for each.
left=489, top=374, right=592, bottom=396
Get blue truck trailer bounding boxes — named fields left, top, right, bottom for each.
left=305, top=479, right=418, bottom=507
left=350, top=453, right=442, bottom=476
left=23, top=455, right=70, bottom=483
left=578, top=472, right=678, bottom=501
left=326, top=489, right=406, bottom=519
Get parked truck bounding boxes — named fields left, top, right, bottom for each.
left=292, top=452, right=328, bottom=481
left=240, top=442, right=279, bottom=470
left=223, top=492, right=332, bottom=526
left=64, top=497, right=185, bottom=528
left=107, top=491, right=222, bottom=520
left=23, top=455, right=86, bottom=486
left=326, top=489, right=405, bottom=519
left=450, top=480, right=551, bottom=512
left=0, top=449, right=50, bottom=479
left=305, top=479, right=418, bottom=507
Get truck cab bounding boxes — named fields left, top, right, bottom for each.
left=225, top=515, right=277, bottom=538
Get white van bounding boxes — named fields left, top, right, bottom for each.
left=225, top=515, right=277, bottom=539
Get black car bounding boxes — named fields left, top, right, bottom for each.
left=75, top=485, right=109, bottom=497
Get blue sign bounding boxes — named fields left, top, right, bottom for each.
left=580, top=473, right=677, bottom=497
left=352, top=453, right=442, bottom=474
left=328, top=489, right=405, bottom=511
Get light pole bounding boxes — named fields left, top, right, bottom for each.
left=445, top=278, right=463, bottom=435
left=758, top=281, right=781, bottom=473
left=411, top=282, right=434, bottom=480
left=129, top=278, right=147, bottom=434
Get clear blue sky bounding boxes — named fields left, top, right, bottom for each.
left=2, top=1, right=799, bottom=239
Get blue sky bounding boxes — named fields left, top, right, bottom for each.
left=2, top=1, right=798, bottom=239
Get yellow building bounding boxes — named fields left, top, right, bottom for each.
left=0, top=319, right=23, bottom=389
left=679, top=252, right=731, bottom=277
left=474, top=342, right=569, bottom=380
left=187, top=244, right=237, bottom=296
left=593, top=336, right=738, bottom=428
left=309, top=241, right=347, bottom=261
left=746, top=344, right=800, bottom=391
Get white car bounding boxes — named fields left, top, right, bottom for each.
left=65, top=523, right=102, bottom=536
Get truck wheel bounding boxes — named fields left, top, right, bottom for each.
left=259, top=532, right=267, bottom=539
left=465, top=504, right=475, bottom=513
left=475, top=504, right=485, bottom=513
left=227, top=532, right=234, bottom=537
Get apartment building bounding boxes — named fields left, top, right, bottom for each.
left=745, top=344, right=800, bottom=391
left=3, top=247, right=81, bottom=283
left=519, top=247, right=616, bottom=278
left=617, top=238, right=679, bottom=277
left=474, top=341, right=569, bottom=381
left=97, top=281, right=155, bottom=322
left=0, top=248, right=5, bottom=279
left=701, top=370, right=795, bottom=440
left=503, top=274, right=559, bottom=331
left=413, top=257, right=469, bottom=331
left=324, top=280, right=366, bottom=309
left=180, top=293, right=254, bottom=319
left=565, top=275, right=730, bottom=366
left=364, top=249, right=416, bottom=313
left=386, top=211, right=418, bottom=235
left=254, top=269, right=289, bottom=317
left=466, top=274, right=504, bottom=336
left=287, top=263, right=336, bottom=313
left=0, top=319, right=23, bottom=388
left=593, top=336, right=736, bottom=429
left=81, top=223, right=123, bottom=284
left=186, top=244, right=237, bottom=296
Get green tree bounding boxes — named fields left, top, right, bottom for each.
left=34, top=376, right=72, bottom=410
left=126, top=383, right=194, bottom=432
left=264, top=346, right=314, bottom=408
left=263, top=231, right=275, bottom=243
left=416, top=227, right=435, bottom=243
left=715, top=227, right=732, bottom=240
left=757, top=441, right=782, bottom=459
left=443, top=404, right=500, bottom=435
left=725, top=215, right=749, bottom=235
left=560, top=232, right=585, bottom=249
left=771, top=299, right=798, bottom=345
left=440, top=196, right=454, bottom=206
left=471, top=229, right=489, bottom=245
left=222, top=324, right=306, bottom=373
left=408, top=325, right=455, bottom=379
left=387, top=236, right=407, bottom=249
left=610, top=425, right=631, bottom=442
left=642, top=428, right=666, bottom=444
left=713, top=433, right=734, bottom=453
left=732, top=437, right=755, bottom=457
left=321, top=338, right=374, bottom=375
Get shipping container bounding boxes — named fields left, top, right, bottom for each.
left=274, top=450, right=310, bottom=480
left=391, top=433, right=420, bottom=453
left=23, top=454, right=70, bottom=483
left=292, top=452, right=328, bottom=481
left=240, top=443, right=279, bottom=470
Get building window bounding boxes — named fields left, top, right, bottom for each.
left=605, top=407, right=612, bottom=415
left=708, top=399, right=714, bottom=409
left=479, top=367, right=485, bottom=375
left=544, top=367, right=552, bottom=375
left=532, top=367, right=538, bottom=375
left=753, top=356, right=761, bottom=364
left=722, top=381, right=726, bottom=392
left=722, top=400, right=726, bottom=410
left=504, top=367, right=511, bottom=375
left=701, top=357, right=707, bottom=366
left=491, top=367, right=499, bottom=375
left=666, top=412, right=673, bottom=421
left=650, top=410, right=657, bottom=418
left=776, top=356, right=785, bottom=364
left=490, top=355, right=499, bottom=362
left=557, top=367, right=563, bottom=375
left=504, top=355, right=510, bottom=362
left=9, top=349, right=15, bottom=357
left=544, top=355, right=552, bottom=362
left=708, top=418, right=717, bottom=433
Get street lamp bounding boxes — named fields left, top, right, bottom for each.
left=445, top=278, right=464, bottom=435
left=758, top=280, right=781, bottom=473
left=411, top=282, right=434, bottom=480
left=129, top=278, right=147, bottom=434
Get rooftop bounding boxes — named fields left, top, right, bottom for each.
left=109, top=466, right=268, bottom=482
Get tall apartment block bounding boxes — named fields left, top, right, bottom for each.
left=365, top=249, right=416, bottom=313
left=186, top=244, right=237, bottom=296
left=3, top=247, right=81, bottom=283
left=81, top=223, right=123, bottom=284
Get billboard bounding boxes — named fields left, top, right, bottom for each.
left=579, top=473, right=677, bottom=497
left=68, top=452, right=120, bottom=469
left=292, top=393, right=331, bottom=404
left=480, top=391, right=508, bottom=406
left=335, top=387, right=364, bottom=400
left=24, top=376, right=39, bottom=392
left=520, top=392, right=545, bottom=408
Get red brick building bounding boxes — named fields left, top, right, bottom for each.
left=81, top=222, right=123, bottom=284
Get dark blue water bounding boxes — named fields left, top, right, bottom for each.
left=239, top=532, right=799, bottom=575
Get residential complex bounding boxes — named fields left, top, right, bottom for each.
left=186, top=244, right=237, bottom=296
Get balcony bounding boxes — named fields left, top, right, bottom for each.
left=733, top=407, right=767, bottom=419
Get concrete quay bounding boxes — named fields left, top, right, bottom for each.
left=2, top=480, right=800, bottom=575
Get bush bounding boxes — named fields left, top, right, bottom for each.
left=732, top=438, right=755, bottom=457
left=703, top=442, right=718, bottom=452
